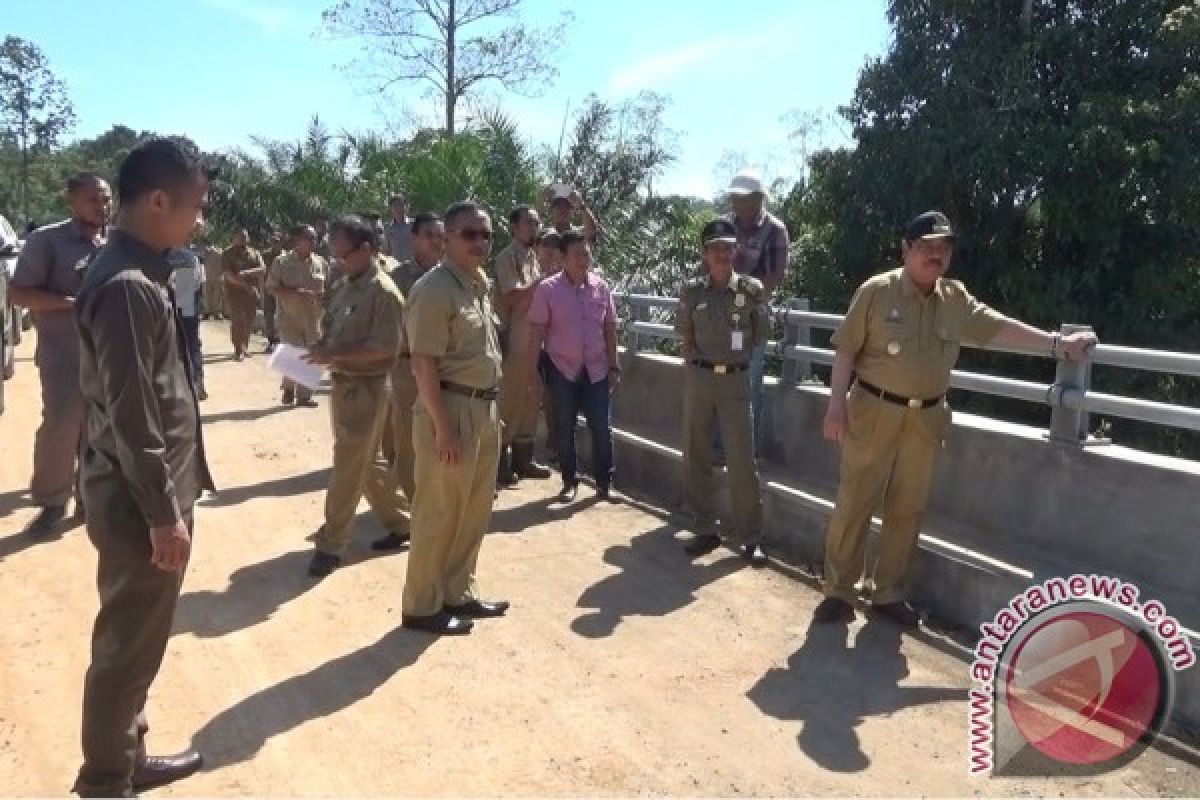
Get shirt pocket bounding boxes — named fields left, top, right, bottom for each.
left=933, top=306, right=965, bottom=372
left=585, top=295, right=608, bottom=323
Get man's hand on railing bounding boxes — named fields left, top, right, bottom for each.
left=823, top=401, right=848, bottom=444
left=1061, top=331, right=1099, bottom=361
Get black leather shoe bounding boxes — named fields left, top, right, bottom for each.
left=556, top=484, right=578, bottom=503
left=25, top=505, right=65, bottom=537
left=445, top=599, right=510, bottom=618
left=684, top=533, right=722, bottom=557
left=741, top=543, right=768, bottom=567
left=131, top=749, right=204, bottom=792
left=872, top=600, right=920, bottom=628
left=813, top=596, right=856, bottom=624
left=371, top=531, right=411, bottom=551
left=307, top=551, right=341, bottom=578
left=297, top=397, right=318, bottom=408
left=401, top=611, right=473, bottom=635
left=596, top=484, right=612, bottom=501
left=281, top=388, right=295, bottom=405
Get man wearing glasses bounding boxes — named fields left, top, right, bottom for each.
left=401, top=202, right=506, bottom=636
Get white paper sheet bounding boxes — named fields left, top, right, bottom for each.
left=267, top=344, right=324, bottom=391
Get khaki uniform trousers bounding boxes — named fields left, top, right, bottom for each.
left=823, top=385, right=950, bottom=605
left=315, top=374, right=408, bottom=556
left=682, top=365, right=763, bottom=543
left=402, top=393, right=500, bottom=616
left=202, top=277, right=226, bottom=317
left=276, top=303, right=322, bottom=401
left=31, top=331, right=84, bottom=507
left=75, top=488, right=193, bottom=798
left=389, top=359, right=418, bottom=504
left=497, top=330, right=540, bottom=446
left=226, top=285, right=257, bottom=355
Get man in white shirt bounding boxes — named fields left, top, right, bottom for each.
left=169, top=247, right=207, bottom=400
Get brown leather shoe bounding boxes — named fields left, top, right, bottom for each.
left=131, top=749, right=203, bottom=792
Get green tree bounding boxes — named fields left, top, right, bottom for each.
left=0, top=36, right=76, bottom=225
left=322, top=0, right=571, bottom=135
left=791, top=0, right=1200, bottom=454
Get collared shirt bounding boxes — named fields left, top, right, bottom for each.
left=494, top=240, right=541, bottom=328
left=221, top=244, right=265, bottom=294
left=724, top=210, right=789, bottom=286
left=528, top=269, right=616, bottom=383
left=389, top=258, right=431, bottom=298
left=832, top=267, right=1008, bottom=398
left=676, top=272, right=769, bottom=366
left=321, top=261, right=404, bottom=377
left=12, top=217, right=105, bottom=340
left=405, top=260, right=502, bottom=390
left=76, top=229, right=214, bottom=528
left=266, top=251, right=327, bottom=320
left=168, top=249, right=205, bottom=318
left=384, top=218, right=414, bottom=263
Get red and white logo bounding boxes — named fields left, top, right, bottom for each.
left=990, top=602, right=1173, bottom=774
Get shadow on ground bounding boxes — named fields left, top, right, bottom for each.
left=571, top=524, right=743, bottom=638
left=199, top=467, right=331, bottom=508
left=747, top=617, right=966, bottom=772
left=191, top=627, right=433, bottom=771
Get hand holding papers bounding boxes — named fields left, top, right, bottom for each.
left=267, top=344, right=324, bottom=391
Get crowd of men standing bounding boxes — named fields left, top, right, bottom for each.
left=5, top=136, right=1100, bottom=797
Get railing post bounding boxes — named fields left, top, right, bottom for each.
left=624, top=300, right=644, bottom=353
left=780, top=297, right=808, bottom=386
left=1048, top=323, right=1093, bottom=444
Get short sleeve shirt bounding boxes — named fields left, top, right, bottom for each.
left=494, top=241, right=540, bottom=326
left=12, top=218, right=105, bottom=339
left=676, top=272, right=769, bottom=365
left=405, top=261, right=502, bottom=390
left=832, top=268, right=1007, bottom=398
left=267, top=251, right=327, bottom=318
left=321, top=262, right=404, bottom=377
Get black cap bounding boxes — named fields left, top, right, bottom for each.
left=903, top=211, right=955, bottom=242
left=701, top=217, right=738, bottom=246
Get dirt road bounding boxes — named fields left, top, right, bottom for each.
left=0, top=322, right=1195, bottom=796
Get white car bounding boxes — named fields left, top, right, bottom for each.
left=0, top=214, right=22, bottom=414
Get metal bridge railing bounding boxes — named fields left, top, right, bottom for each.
left=614, top=292, right=1200, bottom=442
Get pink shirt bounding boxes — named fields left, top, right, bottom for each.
left=528, top=270, right=616, bottom=383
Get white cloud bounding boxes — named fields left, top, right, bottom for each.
left=198, top=0, right=305, bottom=35
left=607, top=39, right=731, bottom=95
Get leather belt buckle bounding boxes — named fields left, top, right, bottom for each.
left=714, top=364, right=727, bottom=375
left=907, top=398, right=921, bottom=409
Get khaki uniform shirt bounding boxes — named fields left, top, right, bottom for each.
left=76, top=230, right=214, bottom=527
left=405, top=260, right=502, bottom=390
left=321, top=261, right=404, bottom=377
left=221, top=245, right=266, bottom=294
left=832, top=267, right=1007, bottom=398
left=201, top=247, right=223, bottom=281
left=266, top=251, right=328, bottom=318
left=676, top=272, right=769, bottom=366
left=494, top=241, right=540, bottom=334
left=12, top=218, right=105, bottom=342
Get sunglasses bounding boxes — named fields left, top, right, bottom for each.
left=456, top=229, right=493, bottom=242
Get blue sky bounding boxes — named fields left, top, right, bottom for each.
left=8, top=0, right=891, bottom=198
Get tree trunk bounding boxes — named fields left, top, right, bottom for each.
left=445, top=0, right=456, bottom=136
left=18, top=107, right=29, bottom=226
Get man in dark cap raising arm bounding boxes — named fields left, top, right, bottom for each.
left=72, top=137, right=214, bottom=797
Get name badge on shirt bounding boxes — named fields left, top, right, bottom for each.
left=731, top=331, right=744, bottom=351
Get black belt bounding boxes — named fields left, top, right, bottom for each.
left=856, top=379, right=943, bottom=409
left=441, top=381, right=498, bottom=401
left=690, top=359, right=749, bottom=375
